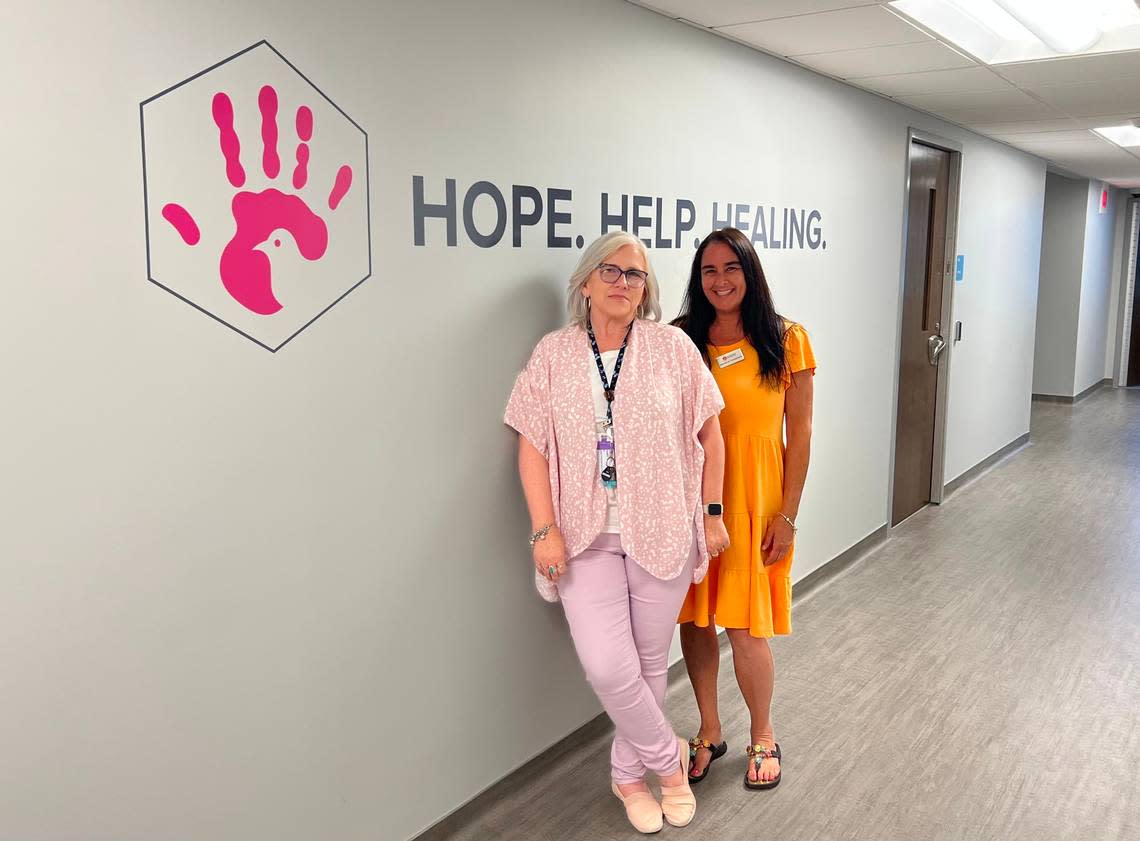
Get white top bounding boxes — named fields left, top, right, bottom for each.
left=591, top=349, right=621, bottom=533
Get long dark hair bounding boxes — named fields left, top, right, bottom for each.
left=674, top=228, right=787, bottom=388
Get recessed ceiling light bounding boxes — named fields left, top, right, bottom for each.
left=1094, top=124, right=1140, bottom=148
left=889, top=0, right=1140, bottom=64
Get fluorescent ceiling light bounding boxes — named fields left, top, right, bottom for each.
left=1094, top=125, right=1140, bottom=148
left=889, top=0, right=1140, bottom=64
left=992, top=1, right=1101, bottom=54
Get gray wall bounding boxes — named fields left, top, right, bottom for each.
left=1032, top=174, right=1124, bottom=397
left=2, top=2, right=1047, bottom=841
left=1033, top=173, right=1089, bottom=396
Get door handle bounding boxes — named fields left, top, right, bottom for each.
left=928, top=333, right=947, bottom=365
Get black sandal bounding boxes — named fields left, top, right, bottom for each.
left=744, top=743, right=782, bottom=790
left=687, top=737, right=727, bottom=784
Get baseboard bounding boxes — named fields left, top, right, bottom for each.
left=1032, top=378, right=1112, bottom=405
left=411, top=523, right=890, bottom=841
left=943, top=432, right=1030, bottom=499
left=793, top=523, right=889, bottom=604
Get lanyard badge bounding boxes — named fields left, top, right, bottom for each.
left=597, top=429, right=616, bottom=489
left=587, top=320, right=632, bottom=492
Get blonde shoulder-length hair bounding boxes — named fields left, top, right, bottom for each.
left=566, top=231, right=663, bottom=327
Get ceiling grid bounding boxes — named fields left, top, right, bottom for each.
left=630, top=0, right=1140, bottom=187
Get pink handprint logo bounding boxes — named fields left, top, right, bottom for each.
left=141, top=41, right=371, bottom=351
left=162, top=86, right=353, bottom=315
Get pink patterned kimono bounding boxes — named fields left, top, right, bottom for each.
left=504, top=319, right=724, bottom=602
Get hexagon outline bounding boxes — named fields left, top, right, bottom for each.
left=139, top=39, right=372, bottom=352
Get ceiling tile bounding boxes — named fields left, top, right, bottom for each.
left=968, top=119, right=1083, bottom=134
left=853, top=67, right=1007, bottom=97
left=1042, top=145, right=1139, bottom=171
left=1027, top=78, right=1140, bottom=118
left=896, top=87, right=1041, bottom=111
left=1005, top=138, right=1120, bottom=155
left=718, top=5, right=929, bottom=56
left=896, top=88, right=1062, bottom=126
left=992, top=129, right=1099, bottom=144
left=795, top=40, right=973, bottom=77
left=933, top=103, right=1065, bottom=124
left=996, top=51, right=1140, bottom=88
left=1071, top=114, right=1140, bottom=129
left=631, top=1, right=876, bottom=27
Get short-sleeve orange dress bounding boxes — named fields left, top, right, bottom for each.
left=678, top=323, right=816, bottom=638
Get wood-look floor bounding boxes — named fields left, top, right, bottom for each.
left=429, top=388, right=1140, bottom=841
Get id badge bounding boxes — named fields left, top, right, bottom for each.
left=597, top=428, right=616, bottom=489
left=717, top=347, right=745, bottom=368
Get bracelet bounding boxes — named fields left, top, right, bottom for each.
left=777, top=512, right=798, bottom=532
left=529, top=523, right=554, bottom=547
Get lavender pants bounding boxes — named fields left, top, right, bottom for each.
left=558, top=533, right=694, bottom=784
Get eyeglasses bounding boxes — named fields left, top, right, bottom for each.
left=596, top=263, right=648, bottom=289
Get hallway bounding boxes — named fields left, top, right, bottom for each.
left=429, top=389, right=1140, bottom=840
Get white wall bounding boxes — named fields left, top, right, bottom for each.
left=1, top=2, right=1047, bottom=841
left=943, top=145, right=1045, bottom=483
left=1074, top=183, right=1119, bottom=393
left=1033, top=173, right=1088, bottom=397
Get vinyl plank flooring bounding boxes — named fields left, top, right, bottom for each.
left=432, top=388, right=1140, bottom=841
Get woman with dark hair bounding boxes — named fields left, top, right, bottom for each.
left=674, top=227, right=816, bottom=791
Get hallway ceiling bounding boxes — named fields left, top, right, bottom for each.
left=629, top=0, right=1140, bottom=189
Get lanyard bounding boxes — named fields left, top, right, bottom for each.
left=586, top=319, right=633, bottom=426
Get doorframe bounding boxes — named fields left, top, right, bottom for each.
left=1113, top=197, right=1139, bottom=387
left=887, top=128, right=963, bottom=527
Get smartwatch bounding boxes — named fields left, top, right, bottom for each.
left=704, top=502, right=723, bottom=516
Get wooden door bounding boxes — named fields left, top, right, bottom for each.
left=893, top=142, right=951, bottom=526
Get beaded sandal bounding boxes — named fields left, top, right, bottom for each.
left=744, top=742, right=782, bottom=790
left=687, top=736, right=728, bottom=784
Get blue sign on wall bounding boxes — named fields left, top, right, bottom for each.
left=955, top=254, right=965, bottom=282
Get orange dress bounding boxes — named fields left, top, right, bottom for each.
left=678, top=323, right=816, bottom=638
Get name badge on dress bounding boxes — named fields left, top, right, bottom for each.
left=716, top=348, right=745, bottom=368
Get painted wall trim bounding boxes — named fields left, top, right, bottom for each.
left=1032, top=378, right=1112, bottom=405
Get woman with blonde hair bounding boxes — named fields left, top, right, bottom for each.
left=505, top=231, right=728, bottom=833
